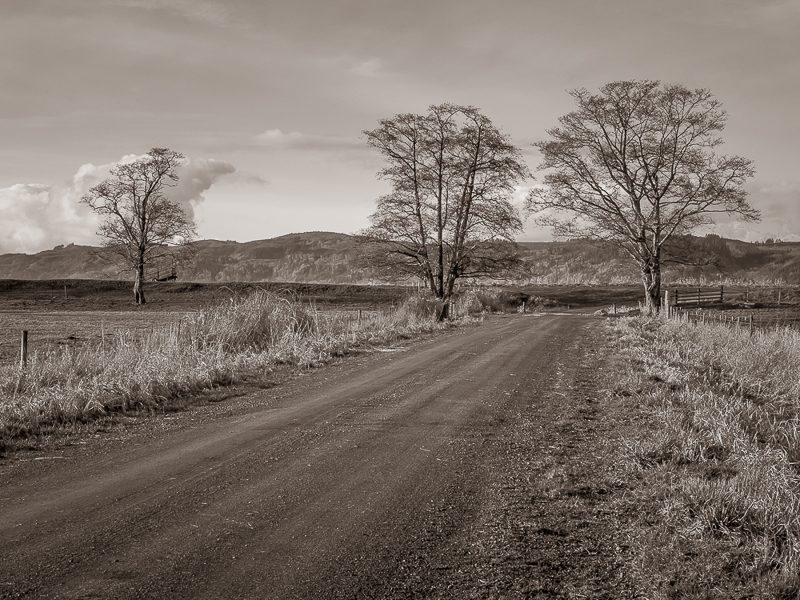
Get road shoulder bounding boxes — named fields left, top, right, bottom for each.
left=388, top=317, right=641, bottom=598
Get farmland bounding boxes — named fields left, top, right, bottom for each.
left=0, top=279, right=646, bottom=366
left=3, top=279, right=797, bottom=366
left=2, top=278, right=800, bottom=597
left=0, top=279, right=414, bottom=365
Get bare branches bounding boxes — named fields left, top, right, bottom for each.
left=81, top=148, right=196, bottom=304
left=526, top=80, right=758, bottom=312
left=361, top=104, right=530, bottom=307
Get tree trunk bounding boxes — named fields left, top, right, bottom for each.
left=640, top=260, right=661, bottom=314
left=134, top=259, right=146, bottom=305
left=435, top=300, right=449, bottom=322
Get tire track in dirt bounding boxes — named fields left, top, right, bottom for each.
left=0, top=314, right=634, bottom=599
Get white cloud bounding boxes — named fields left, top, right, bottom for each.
left=0, top=183, right=98, bottom=254
left=350, top=58, right=384, bottom=78
left=255, top=129, right=364, bottom=152
left=172, top=157, right=236, bottom=218
left=108, top=0, right=233, bottom=26
left=0, top=154, right=236, bottom=255
left=700, top=179, right=800, bottom=242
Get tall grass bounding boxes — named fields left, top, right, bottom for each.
left=0, top=290, right=450, bottom=442
left=613, top=316, right=800, bottom=597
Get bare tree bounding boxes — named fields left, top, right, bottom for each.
left=526, top=80, right=759, bottom=312
left=82, top=148, right=196, bottom=304
left=361, top=103, right=530, bottom=317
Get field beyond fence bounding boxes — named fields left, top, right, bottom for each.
left=664, top=285, right=800, bottom=333
left=0, top=289, right=460, bottom=448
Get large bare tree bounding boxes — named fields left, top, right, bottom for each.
left=361, top=103, right=530, bottom=317
left=526, top=80, right=759, bottom=312
left=82, top=148, right=196, bottom=304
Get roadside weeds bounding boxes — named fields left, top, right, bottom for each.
left=0, top=291, right=464, bottom=453
left=611, top=316, right=800, bottom=599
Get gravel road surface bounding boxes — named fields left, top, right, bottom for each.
left=0, top=313, right=633, bottom=599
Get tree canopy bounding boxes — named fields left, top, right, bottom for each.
left=526, top=80, right=758, bottom=312
left=82, top=148, right=196, bottom=304
left=360, top=103, right=530, bottom=315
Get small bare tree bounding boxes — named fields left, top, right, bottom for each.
left=361, top=104, right=530, bottom=317
left=527, top=80, right=759, bottom=312
left=82, top=148, right=196, bottom=304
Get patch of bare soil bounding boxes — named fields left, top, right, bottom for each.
left=381, top=321, right=640, bottom=598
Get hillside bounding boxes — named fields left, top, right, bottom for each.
left=518, top=235, right=800, bottom=285
left=0, top=233, right=374, bottom=284
left=0, top=232, right=798, bottom=285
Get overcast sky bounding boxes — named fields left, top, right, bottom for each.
left=1, top=0, right=798, bottom=254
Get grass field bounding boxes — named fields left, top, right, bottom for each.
left=0, top=311, right=185, bottom=365
left=610, top=314, right=800, bottom=598
left=0, top=279, right=419, bottom=366
left=0, top=282, right=465, bottom=451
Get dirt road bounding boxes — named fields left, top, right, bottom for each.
left=0, top=314, right=635, bottom=599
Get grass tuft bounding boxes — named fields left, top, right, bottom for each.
left=0, top=290, right=456, bottom=446
left=612, top=315, right=800, bottom=598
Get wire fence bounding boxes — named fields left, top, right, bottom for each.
left=669, top=306, right=800, bottom=334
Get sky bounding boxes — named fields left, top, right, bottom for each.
left=1, top=0, right=799, bottom=254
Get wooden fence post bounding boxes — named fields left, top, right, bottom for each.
left=720, top=286, right=724, bottom=303
left=664, top=291, right=670, bottom=318
left=20, top=330, right=28, bottom=368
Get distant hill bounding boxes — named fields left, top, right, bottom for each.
left=1, top=232, right=798, bottom=285
left=0, top=233, right=375, bottom=284
left=518, top=235, right=800, bottom=285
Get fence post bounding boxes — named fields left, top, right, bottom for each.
left=697, top=288, right=701, bottom=304
left=664, top=291, right=670, bottom=318
left=749, top=315, right=754, bottom=336
left=720, top=286, right=724, bottom=303
left=20, top=330, right=28, bottom=368
left=612, top=303, right=616, bottom=315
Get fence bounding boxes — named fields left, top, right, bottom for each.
left=669, top=306, right=800, bottom=334
left=665, top=287, right=724, bottom=308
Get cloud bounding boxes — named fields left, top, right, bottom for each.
left=701, top=179, right=800, bottom=242
left=107, top=0, right=233, bottom=26
left=349, top=58, right=385, bottom=78
left=0, top=182, right=99, bottom=254
left=255, top=129, right=364, bottom=152
left=0, top=154, right=236, bottom=255
left=171, top=157, right=236, bottom=217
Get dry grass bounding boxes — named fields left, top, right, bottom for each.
left=0, top=290, right=454, bottom=447
left=611, top=315, right=800, bottom=598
